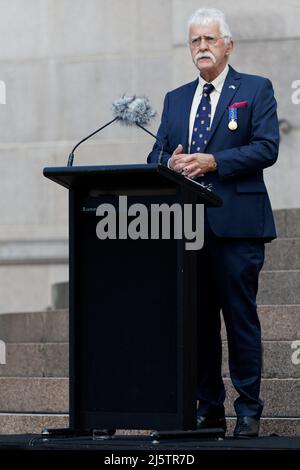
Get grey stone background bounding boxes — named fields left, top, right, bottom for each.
left=0, top=0, right=299, bottom=313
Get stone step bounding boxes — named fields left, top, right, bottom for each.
left=118, top=418, right=300, bottom=437
left=273, top=209, right=300, bottom=238
left=1, top=339, right=298, bottom=379
left=258, top=270, right=300, bottom=305
left=24, top=267, right=300, bottom=311
left=258, top=305, right=300, bottom=340
left=51, top=282, right=69, bottom=310
left=226, top=417, right=300, bottom=437
left=0, top=307, right=298, bottom=379
left=225, top=378, right=300, bottom=417
left=0, top=304, right=299, bottom=345
left=0, top=378, right=68, bottom=413
left=0, top=414, right=299, bottom=437
left=0, top=310, right=68, bottom=343
left=0, top=308, right=298, bottom=382
left=0, top=413, right=68, bottom=435
left=50, top=270, right=300, bottom=310
left=262, top=341, right=300, bottom=379
left=263, top=238, right=300, bottom=271
left=222, top=305, right=300, bottom=341
left=0, top=343, right=68, bottom=377
left=222, top=341, right=300, bottom=378
left=0, top=377, right=299, bottom=417
left=0, top=416, right=299, bottom=438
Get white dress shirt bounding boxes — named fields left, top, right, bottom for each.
left=188, top=64, right=229, bottom=152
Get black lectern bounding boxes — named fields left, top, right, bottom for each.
left=43, top=163, right=222, bottom=434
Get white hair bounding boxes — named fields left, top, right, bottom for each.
left=188, top=8, right=232, bottom=44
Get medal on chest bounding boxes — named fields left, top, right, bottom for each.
left=228, top=107, right=238, bottom=131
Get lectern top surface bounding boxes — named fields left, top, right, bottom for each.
left=43, top=163, right=222, bottom=207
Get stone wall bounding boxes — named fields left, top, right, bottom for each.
left=0, top=0, right=298, bottom=312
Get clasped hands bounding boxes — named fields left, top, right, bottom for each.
left=169, top=144, right=217, bottom=178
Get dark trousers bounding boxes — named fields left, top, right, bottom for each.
left=197, top=221, right=265, bottom=419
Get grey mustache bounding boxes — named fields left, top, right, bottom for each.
left=194, top=52, right=216, bottom=64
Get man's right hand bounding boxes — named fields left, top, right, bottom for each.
left=169, top=144, right=184, bottom=171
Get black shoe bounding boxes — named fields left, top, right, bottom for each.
left=197, top=416, right=227, bottom=433
left=233, top=416, right=260, bottom=438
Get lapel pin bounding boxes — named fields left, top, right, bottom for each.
left=229, top=85, right=236, bottom=89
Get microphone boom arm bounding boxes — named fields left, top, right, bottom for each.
left=135, top=122, right=164, bottom=166
left=67, top=117, right=119, bottom=167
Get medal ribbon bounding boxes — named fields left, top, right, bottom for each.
left=228, top=107, right=237, bottom=122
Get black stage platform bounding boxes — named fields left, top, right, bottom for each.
left=0, top=433, right=300, bottom=467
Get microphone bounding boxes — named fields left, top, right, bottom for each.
left=67, top=95, right=164, bottom=166
left=112, top=95, right=164, bottom=165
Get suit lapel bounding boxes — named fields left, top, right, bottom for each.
left=204, top=66, right=241, bottom=150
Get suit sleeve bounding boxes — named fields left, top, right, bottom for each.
left=213, top=79, right=279, bottom=180
left=147, top=93, right=173, bottom=166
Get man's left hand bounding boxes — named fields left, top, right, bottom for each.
left=172, top=153, right=217, bottom=178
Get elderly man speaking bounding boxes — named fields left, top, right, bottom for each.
left=147, top=7, right=279, bottom=438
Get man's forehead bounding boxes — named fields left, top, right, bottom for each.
left=189, top=21, right=221, bottom=37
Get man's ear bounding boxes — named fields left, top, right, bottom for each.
left=225, top=39, right=234, bottom=56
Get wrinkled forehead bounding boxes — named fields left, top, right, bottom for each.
left=189, top=21, right=221, bottom=39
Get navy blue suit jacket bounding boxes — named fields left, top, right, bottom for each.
left=147, top=66, right=279, bottom=239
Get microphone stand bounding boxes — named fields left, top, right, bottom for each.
left=135, top=122, right=164, bottom=166
left=67, top=117, right=119, bottom=167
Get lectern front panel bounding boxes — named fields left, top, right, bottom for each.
left=69, top=190, right=197, bottom=430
